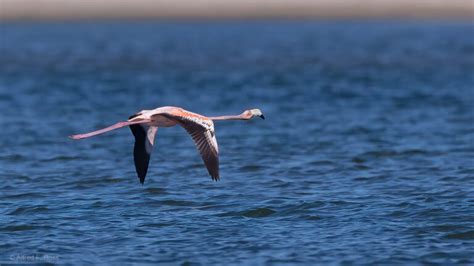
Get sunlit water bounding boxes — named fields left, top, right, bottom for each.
left=1, top=21, right=473, bottom=264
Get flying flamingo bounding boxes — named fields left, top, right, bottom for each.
left=70, top=106, right=264, bottom=184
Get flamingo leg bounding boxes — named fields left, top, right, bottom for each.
left=69, top=119, right=151, bottom=140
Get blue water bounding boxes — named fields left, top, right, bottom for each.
left=1, top=21, right=473, bottom=264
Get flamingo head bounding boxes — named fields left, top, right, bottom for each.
left=243, top=108, right=265, bottom=120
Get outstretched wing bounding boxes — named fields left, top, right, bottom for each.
left=182, top=121, right=219, bottom=181
left=159, top=111, right=219, bottom=181
left=129, top=122, right=158, bottom=184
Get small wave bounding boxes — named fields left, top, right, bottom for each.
left=269, top=179, right=291, bottom=188
left=387, top=210, right=410, bottom=218
left=399, top=149, right=432, bottom=156
left=71, top=176, right=126, bottom=188
left=279, top=201, right=326, bottom=216
left=2, top=192, right=47, bottom=200
left=3, top=174, right=31, bottom=181
left=188, top=163, right=204, bottom=169
left=302, top=215, right=323, bottom=220
left=219, top=207, right=276, bottom=218
left=239, top=165, right=264, bottom=172
left=353, top=164, right=370, bottom=170
left=40, top=155, right=85, bottom=162
left=309, top=160, right=336, bottom=166
left=139, top=222, right=174, bottom=228
left=8, top=206, right=50, bottom=215
left=0, top=224, right=51, bottom=232
left=240, top=208, right=276, bottom=218
left=0, top=154, right=27, bottom=162
left=351, top=157, right=366, bottom=163
left=158, top=200, right=197, bottom=206
left=358, top=150, right=398, bottom=158
left=145, top=187, right=167, bottom=195
left=444, top=230, right=474, bottom=240
left=344, top=126, right=372, bottom=135
left=432, top=224, right=468, bottom=232
left=357, top=149, right=439, bottom=160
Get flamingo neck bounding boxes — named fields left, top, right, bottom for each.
left=208, top=114, right=248, bottom=121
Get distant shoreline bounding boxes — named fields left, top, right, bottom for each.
left=1, top=0, right=473, bottom=22
left=1, top=17, right=473, bottom=25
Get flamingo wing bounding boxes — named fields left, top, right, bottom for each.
left=158, top=112, right=219, bottom=180
left=183, top=122, right=219, bottom=181
left=129, top=118, right=158, bottom=184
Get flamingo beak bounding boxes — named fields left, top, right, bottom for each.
left=260, top=115, right=265, bottom=120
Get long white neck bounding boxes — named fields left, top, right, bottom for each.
left=208, top=114, right=248, bottom=121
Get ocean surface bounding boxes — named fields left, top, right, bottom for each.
left=1, top=21, right=473, bottom=264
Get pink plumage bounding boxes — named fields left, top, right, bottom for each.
left=70, top=106, right=264, bottom=184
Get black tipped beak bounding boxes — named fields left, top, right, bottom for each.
left=260, top=115, right=265, bottom=120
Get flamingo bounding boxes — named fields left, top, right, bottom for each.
left=70, top=106, right=264, bottom=184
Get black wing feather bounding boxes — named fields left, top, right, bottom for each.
left=182, top=124, right=219, bottom=180
left=129, top=124, right=150, bottom=184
